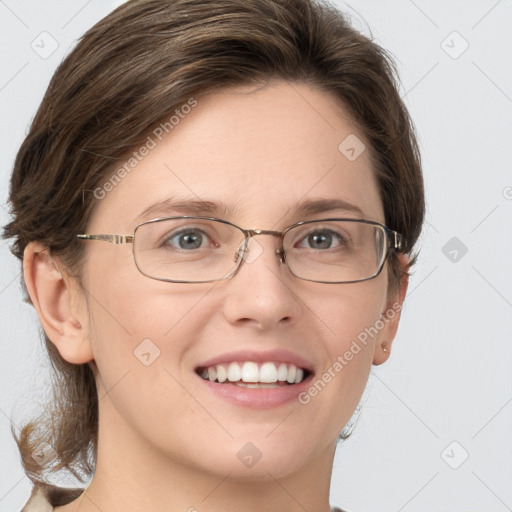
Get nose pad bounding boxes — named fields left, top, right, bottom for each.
left=242, top=237, right=265, bottom=264
left=233, top=237, right=286, bottom=266
left=233, top=240, right=247, bottom=264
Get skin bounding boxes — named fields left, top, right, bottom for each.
left=24, top=80, right=408, bottom=512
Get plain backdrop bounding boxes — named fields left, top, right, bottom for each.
left=1, top=1, right=511, bottom=511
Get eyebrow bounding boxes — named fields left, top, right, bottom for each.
left=134, top=197, right=366, bottom=224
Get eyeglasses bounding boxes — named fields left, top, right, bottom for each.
left=76, top=216, right=402, bottom=284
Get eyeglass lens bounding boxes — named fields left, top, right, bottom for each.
left=133, top=218, right=388, bottom=283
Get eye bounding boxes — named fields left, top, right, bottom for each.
left=164, top=228, right=213, bottom=250
left=295, top=228, right=348, bottom=250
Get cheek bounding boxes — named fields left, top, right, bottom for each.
left=83, top=246, right=196, bottom=342
left=317, top=278, right=387, bottom=354
left=83, top=257, right=216, bottom=398
left=290, top=279, right=386, bottom=427
left=84, top=280, right=208, bottom=451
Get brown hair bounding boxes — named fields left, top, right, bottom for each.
left=3, top=0, right=424, bottom=486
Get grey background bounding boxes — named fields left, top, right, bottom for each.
left=1, top=1, right=511, bottom=511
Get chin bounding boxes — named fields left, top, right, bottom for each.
left=188, top=434, right=319, bottom=481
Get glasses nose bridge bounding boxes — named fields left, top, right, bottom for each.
left=244, top=228, right=286, bottom=262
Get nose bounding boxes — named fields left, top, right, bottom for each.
left=221, top=235, right=301, bottom=330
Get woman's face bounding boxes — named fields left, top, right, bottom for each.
left=77, top=80, right=404, bottom=480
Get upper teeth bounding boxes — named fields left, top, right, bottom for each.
left=199, top=361, right=306, bottom=384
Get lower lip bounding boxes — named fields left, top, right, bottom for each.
left=196, top=373, right=314, bottom=409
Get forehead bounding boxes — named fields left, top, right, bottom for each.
left=87, top=81, right=384, bottom=232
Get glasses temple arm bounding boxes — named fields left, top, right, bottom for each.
left=76, top=234, right=134, bottom=244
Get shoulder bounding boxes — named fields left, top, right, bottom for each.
left=21, top=482, right=85, bottom=511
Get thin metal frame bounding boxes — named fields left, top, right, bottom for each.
left=76, top=216, right=402, bottom=284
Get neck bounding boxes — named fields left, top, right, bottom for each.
left=60, top=399, right=337, bottom=512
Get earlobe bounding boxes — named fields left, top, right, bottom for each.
left=372, top=253, right=410, bottom=365
left=23, top=241, right=93, bottom=364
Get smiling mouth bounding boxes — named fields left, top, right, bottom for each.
left=195, top=361, right=311, bottom=387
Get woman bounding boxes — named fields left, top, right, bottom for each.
left=3, top=0, right=424, bottom=510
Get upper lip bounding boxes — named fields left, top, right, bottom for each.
left=195, top=349, right=315, bottom=374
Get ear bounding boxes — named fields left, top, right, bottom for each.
left=23, top=241, right=94, bottom=364
left=372, top=253, right=410, bottom=365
